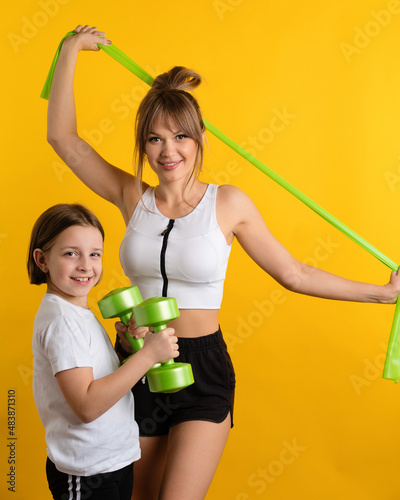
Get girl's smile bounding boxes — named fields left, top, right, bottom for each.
left=35, top=225, right=103, bottom=308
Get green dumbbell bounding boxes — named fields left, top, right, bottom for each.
left=133, top=296, right=194, bottom=393
left=98, top=286, right=145, bottom=356
left=98, top=287, right=194, bottom=393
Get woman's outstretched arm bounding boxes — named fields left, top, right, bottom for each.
left=220, top=184, right=400, bottom=304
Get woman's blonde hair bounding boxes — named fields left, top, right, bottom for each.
left=134, top=66, right=205, bottom=191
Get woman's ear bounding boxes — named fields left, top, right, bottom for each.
left=33, top=248, right=47, bottom=273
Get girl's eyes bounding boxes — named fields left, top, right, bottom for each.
left=64, top=252, right=101, bottom=257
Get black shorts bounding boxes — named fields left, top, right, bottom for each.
left=46, top=458, right=133, bottom=500
left=132, top=328, right=236, bottom=437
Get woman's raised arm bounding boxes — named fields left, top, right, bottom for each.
left=47, top=25, right=139, bottom=221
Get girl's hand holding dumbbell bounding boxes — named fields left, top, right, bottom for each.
left=143, top=328, right=179, bottom=365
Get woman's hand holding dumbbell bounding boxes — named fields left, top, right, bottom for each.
left=116, top=315, right=149, bottom=349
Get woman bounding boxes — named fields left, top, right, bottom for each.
left=47, top=25, right=400, bottom=500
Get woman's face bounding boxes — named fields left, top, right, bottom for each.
left=144, top=117, right=198, bottom=185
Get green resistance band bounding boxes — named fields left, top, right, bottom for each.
left=40, top=33, right=400, bottom=382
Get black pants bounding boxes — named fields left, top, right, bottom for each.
left=46, top=458, right=134, bottom=500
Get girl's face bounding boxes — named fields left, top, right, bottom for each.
left=145, top=117, right=198, bottom=185
left=36, top=225, right=103, bottom=308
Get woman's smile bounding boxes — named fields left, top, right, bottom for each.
left=158, top=159, right=182, bottom=171
left=145, top=118, right=198, bottom=181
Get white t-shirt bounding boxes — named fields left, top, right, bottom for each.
left=32, top=293, right=140, bottom=476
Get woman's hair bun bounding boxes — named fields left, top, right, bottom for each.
left=151, top=66, right=202, bottom=93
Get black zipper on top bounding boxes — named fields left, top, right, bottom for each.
left=160, top=219, right=175, bottom=297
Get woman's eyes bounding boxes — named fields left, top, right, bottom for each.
left=148, top=134, right=188, bottom=142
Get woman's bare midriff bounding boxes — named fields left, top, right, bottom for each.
left=168, top=309, right=220, bottom=338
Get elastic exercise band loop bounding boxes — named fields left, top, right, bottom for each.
left=40, top=33, right=400, bottom=382
left=40, top=31, right=75, bottom=99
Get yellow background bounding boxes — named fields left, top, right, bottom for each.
left=2, top=0, right=400, bottom=498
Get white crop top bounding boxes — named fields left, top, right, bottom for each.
left=119, top=184, right=231, bottom=309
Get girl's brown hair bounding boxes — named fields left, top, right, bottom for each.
left=134, top=66, right=205, bottom=192
left=27, top=203, right=105, bottom=285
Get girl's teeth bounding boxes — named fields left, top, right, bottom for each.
left=75, top=278, right=89, bottom=282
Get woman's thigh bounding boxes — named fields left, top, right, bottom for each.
left=159, top=415, right=231, bottom=500
left=131, top=435, right=168, bottom=500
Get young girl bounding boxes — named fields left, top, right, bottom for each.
left=28, top=203, right=179, bottom=500
left=46, top=26, right=400, bottom=500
